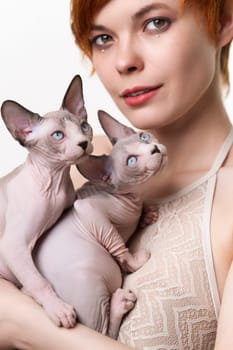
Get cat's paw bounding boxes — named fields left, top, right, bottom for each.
left=110, top=288, right=136, bottom=318
left=119, top=248, right=150, bottom=272
left=22, top=286, right=77, bottom=328
left=42, top=296, right=77, bottom=328
left=139, top=205, right=159, bottom=228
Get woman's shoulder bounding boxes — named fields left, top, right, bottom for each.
left=219, top=143, right=233, bottom=181
left=216, top=145, right=233, bottom=210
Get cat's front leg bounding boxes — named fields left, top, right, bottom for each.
left=108, top=288, right=136, bottom=338
left=0, top=237, right=77, bottom=328
left=92, top=217, right=150, bottom=273
left=118, top=249, right=151, bottom=273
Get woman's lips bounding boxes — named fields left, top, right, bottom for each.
left=121, top=85, right=162, bottom=106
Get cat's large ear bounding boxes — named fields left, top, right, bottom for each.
left=76, top=154, right=113, bottom=184
left=62, top=75, right=87, bottom=119
left=98, top=110, right=135, bottom=145
left=1, top=100, right=42, bottom=146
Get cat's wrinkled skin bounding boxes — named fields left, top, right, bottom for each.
left=0, top=75, right=93, bottom=328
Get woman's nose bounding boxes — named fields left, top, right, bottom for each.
left=115, top=38, right=144, bottom=74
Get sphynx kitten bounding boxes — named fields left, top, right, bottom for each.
left=34, top=110, right=167, bottom=338
left=0, top=75, right=93, bottom=328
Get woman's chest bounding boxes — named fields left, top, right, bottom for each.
left=119, top=184, right=218, bottom=349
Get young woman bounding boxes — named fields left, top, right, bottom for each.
left=0, top=0, right=233, bottom=349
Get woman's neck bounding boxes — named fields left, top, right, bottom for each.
left=142, top=99, right=232, bottom=201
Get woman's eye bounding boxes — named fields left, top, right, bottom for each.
left=127, top=156, right=138, bottom=166
left=90, top=34, right=113, bottom=47
left=81, top=121, right=90, bottom=133
left=144, top=17, right=170, bottom=33
left=52, top=131, right=64, bottom=140
left=140, top=133, right=150, bottom=142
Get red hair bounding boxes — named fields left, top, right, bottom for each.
left=70, top=0, right=232, bottom=85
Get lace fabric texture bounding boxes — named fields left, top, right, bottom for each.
left=118, top=182, right=218, bottom=350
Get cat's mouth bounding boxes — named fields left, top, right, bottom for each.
left=148, top=150, right=168, bottom=174
left=65, top=143, right=93, bottom=164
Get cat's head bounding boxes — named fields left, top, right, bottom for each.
left=1, top=75, right=93, bottom=167
left=77, top=110, right=167, bottom=193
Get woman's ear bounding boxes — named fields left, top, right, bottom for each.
left=217, top=0, right=233, bottom=48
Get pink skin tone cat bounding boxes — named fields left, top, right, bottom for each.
left=0, top=0, right=233, bottom=349
left=34, top=110, right=167, bottom=338
left=0, top=75, right=93, bottom=329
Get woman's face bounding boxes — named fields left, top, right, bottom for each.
left=89, top=0, right=218, bottom=131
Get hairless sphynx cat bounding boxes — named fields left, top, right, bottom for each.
left=0, top=75, right=93, bottom=328
left=34, top=110, right=167, bottom=337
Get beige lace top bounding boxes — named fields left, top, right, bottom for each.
left=118, top=129, right=233, bottom=350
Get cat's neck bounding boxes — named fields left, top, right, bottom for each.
left=24, top=154, right=71, bottom=193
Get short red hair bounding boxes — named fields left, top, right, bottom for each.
left=70, top=0, right=232, bottom=85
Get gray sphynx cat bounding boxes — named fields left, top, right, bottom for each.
left=34, top=110, right=167, bottom=337
left=0, top=75, right=93, bottom=328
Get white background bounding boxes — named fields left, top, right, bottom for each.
left=0, top=0, right=232, bottom=176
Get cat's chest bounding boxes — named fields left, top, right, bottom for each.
left=107, top=194, right=142, bottom=240
left=48, top=186, right=74, bottom=209
left=38, top=182, right=75, bottom=228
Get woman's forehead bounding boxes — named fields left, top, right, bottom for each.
left=92, top=0, right=182, bottom=18
left=90, top=0, right=184, bottom=32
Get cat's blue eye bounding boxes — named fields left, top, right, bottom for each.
left=140, top=133, right=150, bottom=142
left=81, top=121, right=90, bottom=133
left=127, top=155, right=138, bottom=166
left=52, top=131, right=64, bottom=140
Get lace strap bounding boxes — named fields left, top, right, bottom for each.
left=208, top=127, right=233, bottom=176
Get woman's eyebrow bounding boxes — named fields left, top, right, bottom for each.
left=133, top=3, right=170, bottom=20
left=90, top=24, right=108, bottom=32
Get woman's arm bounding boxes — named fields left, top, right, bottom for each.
left=0, top=279, right=133, bottom=350
left=71, top=134, right=112, bottom=189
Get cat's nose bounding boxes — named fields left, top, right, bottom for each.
left=151, top=145, right=160, bottom=154
left=78, top=141, right=88, bottom=150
